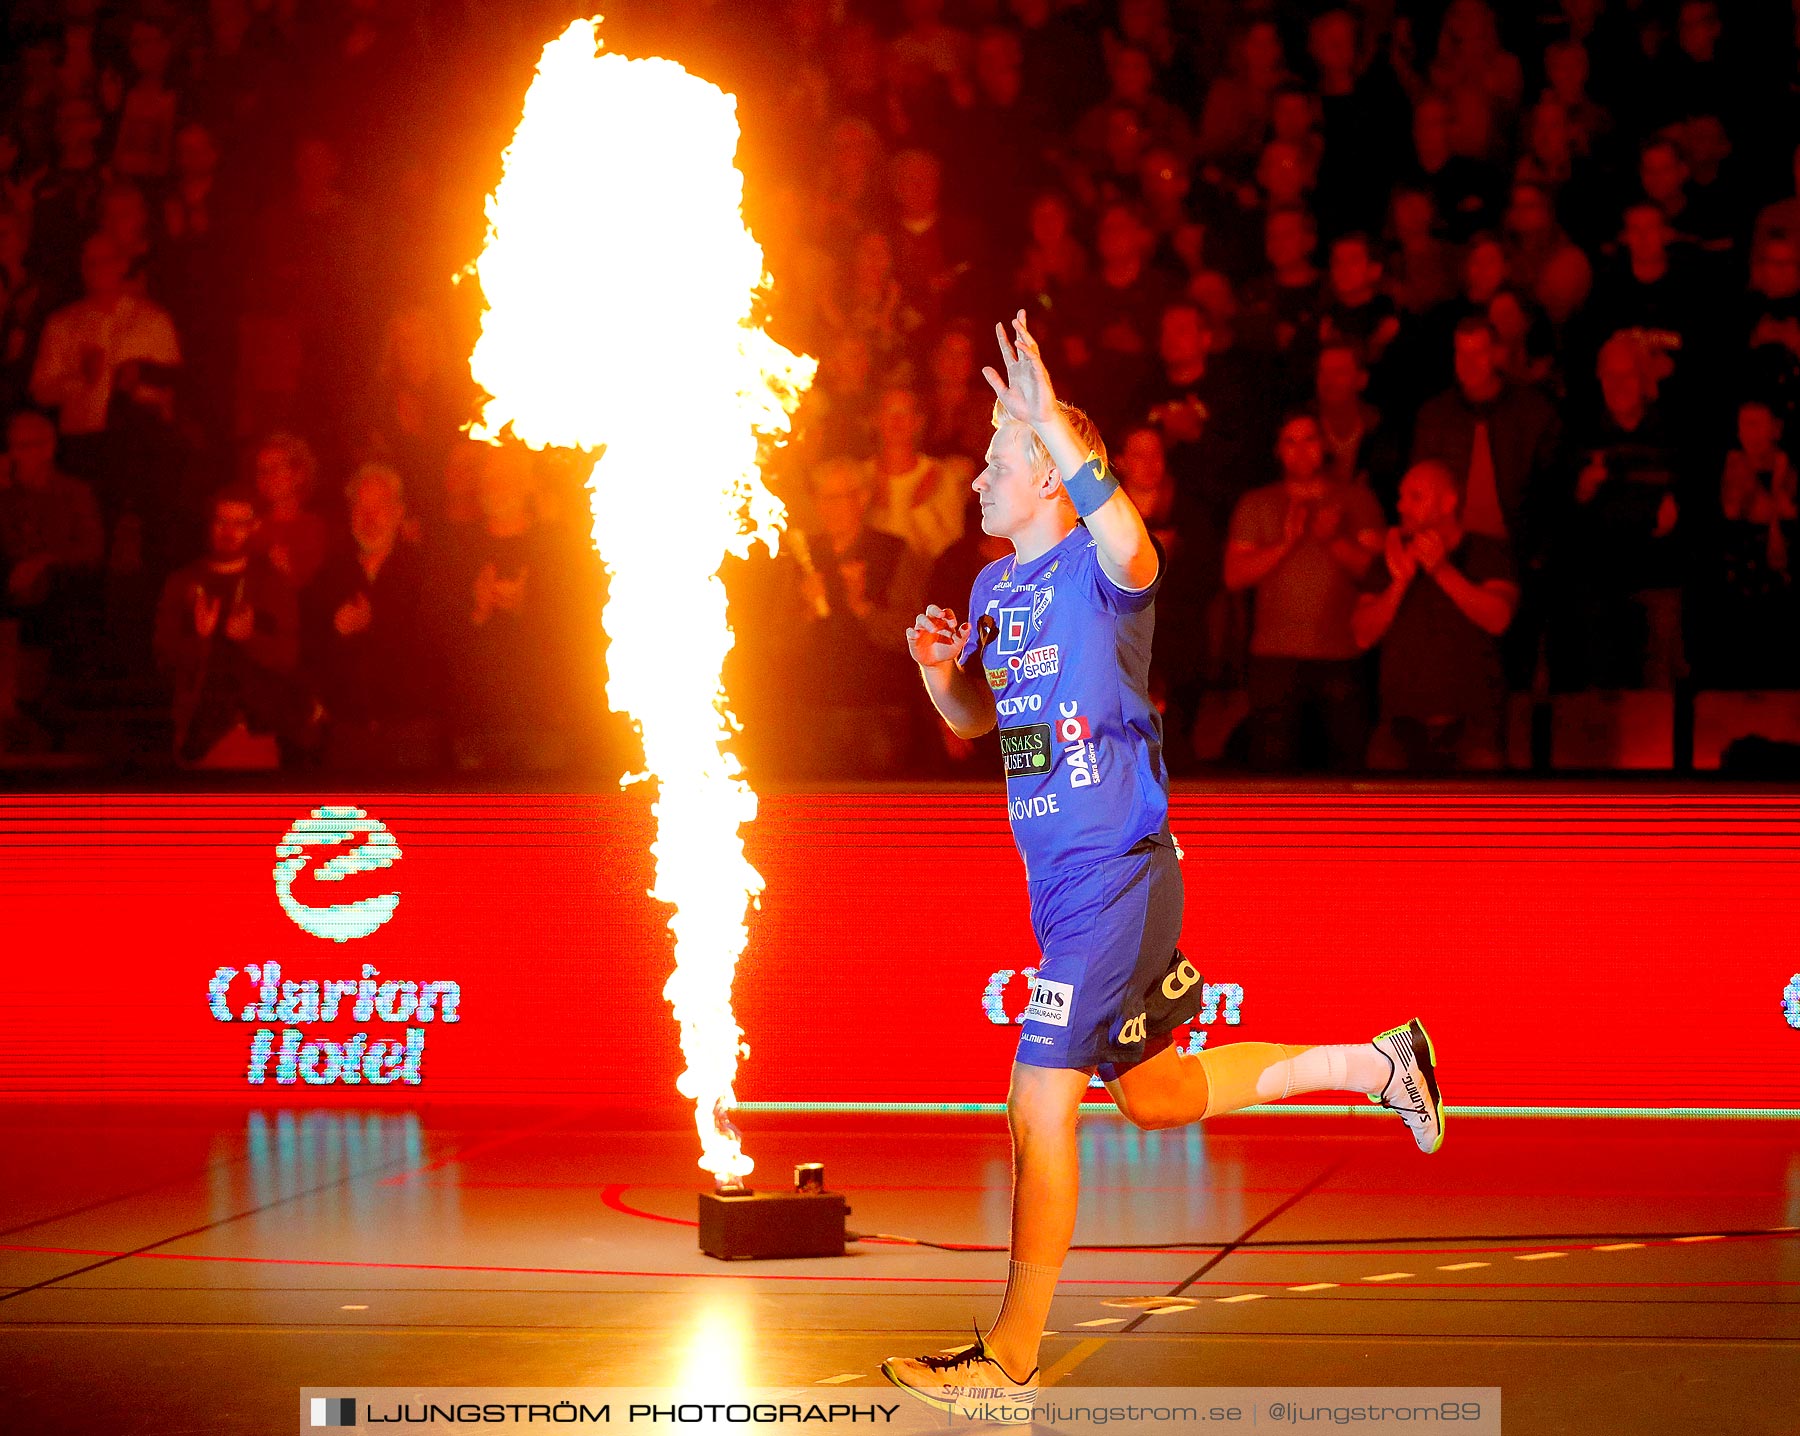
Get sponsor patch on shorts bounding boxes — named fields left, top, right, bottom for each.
left=999, top=723, right=1052, bottom=781
left=1022, top=977, right=1074, bottom=1027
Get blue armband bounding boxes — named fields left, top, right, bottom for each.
left=1062, top=454, right=1120, bottom=518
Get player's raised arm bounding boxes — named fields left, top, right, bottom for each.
left=983, top=310, right=1160, bottom=593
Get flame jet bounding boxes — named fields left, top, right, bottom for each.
left=467, top=17, right=814, bottom=1183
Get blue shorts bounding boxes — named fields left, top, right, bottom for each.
left=1015, top=839, right=1197, bottom=1079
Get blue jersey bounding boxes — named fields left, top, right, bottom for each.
left=959, top=523, right=1173, bottom=880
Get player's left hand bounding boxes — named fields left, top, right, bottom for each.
left=983, top=309, right=1057, bottom=427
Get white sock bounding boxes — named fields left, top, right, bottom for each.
left=984, top=1259, right=1058, bottom=1380
left=1253, top=1043, right=1391, bottom=1101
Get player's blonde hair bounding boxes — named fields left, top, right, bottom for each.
left=991, top=399, right=1108, bottom=483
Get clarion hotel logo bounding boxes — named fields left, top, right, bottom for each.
left=204, top=806, right=463, bottom=1086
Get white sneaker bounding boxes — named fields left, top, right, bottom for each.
left=1369, top=1018, right=1445, bottom=1154
left=880, top=1326, right=1039, bottom=1417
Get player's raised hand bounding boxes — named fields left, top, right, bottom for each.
left=906, top=603, right=970, bottom=669
left=983, top=310, right=1057, bottom=427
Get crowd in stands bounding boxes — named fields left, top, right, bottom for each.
left=4, top=0, right=1800, bottom=778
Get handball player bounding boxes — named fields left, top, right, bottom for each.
left=880, top=311, right=1445, bottom=1415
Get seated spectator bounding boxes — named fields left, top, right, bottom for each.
left=438, top=446, right=573, bottom=772
left=1412, top=317, right=1561, bottom=556
left=0, top=410, right=103, bottom=744
left=1486, top=287, right=1556, bottom=393
left=1424, top=0, right=1523, bottom=162
left=0, top=212, right=45, bottom=416
left=28, top=95, right=107, bottom=297
left=96, top=183, right=155, bottom=292
left=1383, top=187, right=1460, bottom=318
left=1195, top=19, right=1290, bottom=168
left=1117, top=424, right=1213, bottom=769
left=1354, top=461, right=1518, bottom=770
left=923, top=325, right=994, bottom=465
left=1253, top=137, right=1317, bottom=217
left=358, top=306, right=469, bottom=521
left=111, top=17, right=181, bottom=182
left=888, top=0, right=973, bottom=114
left=1014, top=190, right=1089, bottom=307
left=796, top=330, right=879, bottom=463
left=1137, top=149, right=1205, bottom=281
left=1269, top=86, right=1323, bottom=185
left=1542, top=39, right=1612, bottom=166
left=864, top=384, right=970, bottom=563
left=814, top=117, right=886, bottom=254
left=1738, top=235, right=1800, bottom=413
left=887, top=148, right=983, bottom=332
left=1504, top=180, right=1593, bottom=326
left=833, top=230, right=907, bottom=365
left=1636, top=134, right=1720, bottom=251
left=154, top=122, right=232, bottom=436
left=1678, top=115, right=1745, bottom=252
left=303, top=463, right=435, bottom=769
left=1713, top=399, right=1800, bottom=688
left=1239, top=206, right=1322, bottom=366
left=1587, top=201, right=1709, bottom=421
left=27, top=233, right=180, bottom=505
left=250, top=432, right=329, bottom=592
left=1309, top=7, right=1410, bottom=238
left=1401, top=91, right=1504, bottom=243
left=790, top=457, right=927, bottom=777
left=1058, top=202, right=1173, bottom=432
left=1752, top=142, right=1800, bottom=254
left=153, top=484, right=306, bottom=766
left=951, top=25, right=1053, bottom=220
left=1224, top=412, right=1385, bottom=770
left=1074, top=44, right=1190, bottom=171
left=1311, top=339, right=1402, bottom=506
left=1142, top=300, right=1267, bottom=533
left=1314, top=231, right=1401, bottom=374
left=1558, top=335, right=1685, bottom=691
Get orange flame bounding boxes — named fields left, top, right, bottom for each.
left=467, top=17, right=814, bottom=1182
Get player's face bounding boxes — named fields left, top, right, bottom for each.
left=974, top=423, right=1045, bottom=538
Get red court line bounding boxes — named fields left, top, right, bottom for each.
left=433, top=1180, right=1795, bottom=1198
left=593, top=1187, right=1800, bottom=1256
left=601, top=1184, right=697, bottom=1228
left=3, top=1244, right=1797, bottom=1291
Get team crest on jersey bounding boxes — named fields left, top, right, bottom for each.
left=1031, top=586, right=1054, bottom=631
left=995, top=602, right=1032, bottom=655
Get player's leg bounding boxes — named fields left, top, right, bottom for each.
left=1108, top=1021, right=1446, bottom=1153
left=881, top=1060, right=1084, bottom=1410
left=983, top=1060, right=1092, bottom=1380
